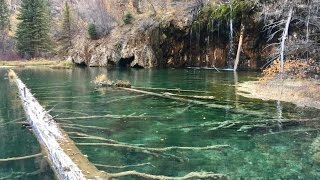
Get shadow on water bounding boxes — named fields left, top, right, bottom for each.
left=1, top=67, right=320, bottom=179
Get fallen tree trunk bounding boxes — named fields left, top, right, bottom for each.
left=9, top=70, right=108, bottom=180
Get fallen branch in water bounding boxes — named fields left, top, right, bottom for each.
left=162, top=92, right=215, bottom=100
left=94, top=162, right=155, bottom=169
left=68, top=132, right=183, bottom=160
left=68, top=132, right=141, bottom=145
left=56, top=114, right=169, bottom=121
left=175, top=118, right=320, bottom=133
left=108, top=171, right=227, bottom=180
left=0, top=169, right=43, bottom=180
left=59, top=123, right=112, bottom=132
left=132, top=86, right=209, bottom=93
left=119, top=87, right=267, bottom=117
left=0, top=153, right=42, bottom=162
left=76, top=143, right=229, bottom=152
left=103, top=95, right=146, bottom=104
left=120, top=87, right=226, bottom=109
left=0, top=117, right=26, bottom=127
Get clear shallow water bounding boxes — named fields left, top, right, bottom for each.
left=1, top=67, right=320, bottom=179
left=0, top=69, right=54, bottom=179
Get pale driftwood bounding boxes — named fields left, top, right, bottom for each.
left=94, top=163, right=155, bottom=169
left=10, top=70, right=108, bottom=180
left=76, top=143, right=229, bottom=152
left=108, top=171, right=227, bottom=180
left=0, top=153, right=42, bottom=162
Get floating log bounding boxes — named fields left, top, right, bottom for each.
left=9, top=70, right=108, bottom=180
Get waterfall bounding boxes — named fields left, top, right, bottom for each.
left=197, top=22, right=201, bottom=63
left=228, top=0, right=234, bottom=69
left=190, top=27, right=193, bottom=64
left=206, top=23, right=210, bottom=67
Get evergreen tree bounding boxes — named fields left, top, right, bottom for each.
left=0, top=0, right=9, bottom=52
left=61, top=2, right=72, bottom=49
left=88, top=23, right=97, bottom=40
left=16, top=0, right=51, bottom=58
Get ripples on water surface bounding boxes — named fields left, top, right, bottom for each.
left=0, top=67, right=320, bottom=179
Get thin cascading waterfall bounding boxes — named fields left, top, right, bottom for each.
left=189, top=27, right=193, bottom=65
left=227, top=0, right=234, bottom=69
left=206, top=23, right=210, bottom=67
left=197, top=22, right=201, bottom=63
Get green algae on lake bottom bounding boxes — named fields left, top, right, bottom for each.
left=0, top=67, right=320, bottom=179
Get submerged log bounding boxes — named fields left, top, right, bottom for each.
left=9, top=70, right=108, bottom=180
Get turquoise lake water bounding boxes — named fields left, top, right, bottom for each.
left=0, top=67, right=320, bottom=179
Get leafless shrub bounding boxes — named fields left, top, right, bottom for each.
left=137, top=17, right=158, bottom=32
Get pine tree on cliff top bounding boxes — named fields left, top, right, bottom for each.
left=16, top=0, right=51, bottom=58
left=0, top=0, right=10, bottom=52
left=61, top=2, right=72, bottom=50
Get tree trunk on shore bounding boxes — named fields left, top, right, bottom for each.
left=280, top=7, right=293, bottom=76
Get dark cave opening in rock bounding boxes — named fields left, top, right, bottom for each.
left=74, top=61, right=87, bottom=67
left=118, top=56, right=135, bottom=68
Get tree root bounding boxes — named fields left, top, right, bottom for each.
left=0, top=153, right=42, bottom=162
left=107, top=171, right=227, bottom=180
left=94, top=162, right=155, bottom=169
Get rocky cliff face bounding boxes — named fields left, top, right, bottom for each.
left=7, top=0, right=268, bottom=69
left=66, top=0, right=269, bottom=69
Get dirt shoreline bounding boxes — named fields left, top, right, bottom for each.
left=0, top=59, right=73, bottom=69
left=237, top=79, right=320, bottom=110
